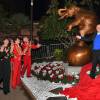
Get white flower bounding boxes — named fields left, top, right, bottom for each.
left=96, top=67, right=99, bottom=72
left=40, top=65, right=44, bottom=68
left=42, top=70, right=47, bottom=73
left=59, top=81, right=61, bottom=83
left=33, top=63, right=38, bottom=66
left=37, top=63, right=41, bottom=66
left=74, top=75, right=79, bottom=79
left=34, top=70, right=39, bottom=74
left=74, top=72, right=79, bottom=75
left=37, top=65, right=40, bottom=68
left=50, top=74, right=54, bottom=78
left=68, top=97, right=78, bottom=100
left=58, top=65, right=62, bottom=68
left=43, top=72, right=46, bottom=76
left=48, top=70, right=52, bottom=74
left=86, top=70, right=90, bottom=74
left=56, top=71, right=59, bottom=74
left=64, top=72, right=66, bottom=75
left=66, top=95, right=69, bottom=99
left=58, top=74, right=63, bottom=79
left=54, top=63, right=57, bottom=66
left=51, top=82, right=55, bottom=84
left=53, top=67, right=57, bottom=70
left=37, top=68, right=41, bottom=74
left=71, top=72, right=75, bottom=75
left=59, top=61, right=63, bottom=63
left=46, top=67, right=51, bottom=70
left=72, top=82, right=75, bottom=85
left=74, top=98, right=78, bottom=100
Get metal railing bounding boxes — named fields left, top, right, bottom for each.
left=32, top=43, right=65, bottom=60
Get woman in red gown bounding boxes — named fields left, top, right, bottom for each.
left=21, top=36, right=41, bottom=77
left=11, top=37, right=22, bottom=89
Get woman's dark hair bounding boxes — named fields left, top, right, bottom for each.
left=13, top=36, right=21, bottom=42
left=0, top=41, right=3, bottom=47
left=12, top=36, right=22, bottom=46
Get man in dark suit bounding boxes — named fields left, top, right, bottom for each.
left=76, top=24, right=100, bottom=79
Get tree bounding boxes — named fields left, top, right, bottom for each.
left=9, top=13, right=31, bottom=34
left=0, top=4, right=8, bottom=17
left=64, top=0, right=100, bottom=11
left=0, top=5, right=31, bottom=34
left=39, top=0, right=77, bottom=40
left=0, top=4, right=9, bottom=34
left=0, top=13, right=31, bottom=34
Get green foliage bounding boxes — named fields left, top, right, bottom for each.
left=53, top=49, right=63, bottom=61
left=0, top=5, right=31, bottom=34
left=8, top=13, right=31, bottom=33
left=80, top=0, right=100, bottom=7
left=40, top=16, right=69, bottom=40
left=10, top=13, right=30, bottom=28
left=39, top=0, right=78, bottom=40
left=32, top=70, right=79, bottom=84
left=40, top=0, right=100, bottom=40
left=0, top=5, right=10, bottom=34
left=64, top=0, right=77, bottom=7
left=0, top=5, right=8, bottom=17
left=65, top=0, right=100, bottom=10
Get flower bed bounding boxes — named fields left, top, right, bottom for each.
left=32, top=61, right=79, bottom=84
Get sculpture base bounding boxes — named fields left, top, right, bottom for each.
left=67, top=41, right=92, bottom=66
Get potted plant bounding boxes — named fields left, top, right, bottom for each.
left=53, top=49, right=63, bottom=61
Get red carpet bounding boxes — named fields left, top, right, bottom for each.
left=60, top=63, right=100, bottom=100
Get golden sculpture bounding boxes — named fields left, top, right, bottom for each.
left=58, top=5, right=97, bottom=66
left=58, top=5, right=97, bottom=36
left=67, top=41, right=92, bottom=66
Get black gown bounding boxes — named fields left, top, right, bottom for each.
left=0, top=51, right=11, bottom=94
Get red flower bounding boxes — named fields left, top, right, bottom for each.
left=67, top=75, right=74, bottom=82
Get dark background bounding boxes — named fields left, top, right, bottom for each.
left=0, top=0, right=51, bottom=20
left=0, top=0, right=100, bottom=20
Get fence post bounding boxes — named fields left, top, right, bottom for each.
left=46, top=45, right=50, bottom=57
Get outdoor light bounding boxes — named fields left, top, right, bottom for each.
left=31, top=0, right=34, bottom=41
left=31, top=0, right=33, bottom=6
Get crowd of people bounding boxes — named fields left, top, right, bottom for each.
left=0, top=23, right=100, bottom=98
left=0, top=36, right=41, bottom=94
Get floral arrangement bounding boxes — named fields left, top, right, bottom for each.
left=66, top=72, right=79, bottom=85
left=32, top=61, right=80, bottom=84
left=32, top=61, right=66, bottom=82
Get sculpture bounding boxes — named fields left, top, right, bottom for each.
left=58, top=5, right=97, bottom=36
left=66, top=41, right=92, bottom=66
left=58, top=5, right=97, bottom=66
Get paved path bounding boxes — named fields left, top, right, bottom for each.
left=0, top=86, right=33, bottom=100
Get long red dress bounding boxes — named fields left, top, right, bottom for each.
left=11, top=43, right=22, bottom=89
left=21, top=42, right=39, bottom=77
left=60, top=63, right=100, bottom=100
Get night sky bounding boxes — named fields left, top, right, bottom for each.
left=0, top=0, right=51, bottom=20
left=0, top=0, right=100, bottom=20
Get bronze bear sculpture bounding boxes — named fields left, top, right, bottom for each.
left=58, top=5, right=97, bottom=36
left=58, top=5, right=98, bottom=66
